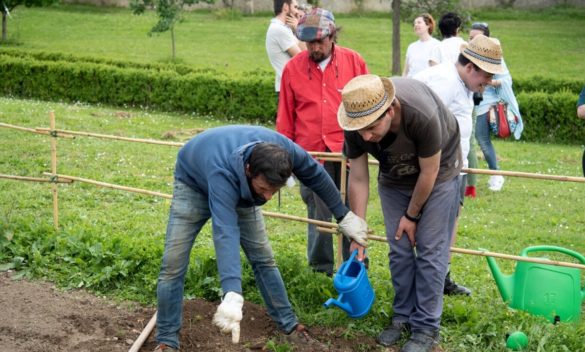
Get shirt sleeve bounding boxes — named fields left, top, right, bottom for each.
left=343, top=131, right=367, bottom=160
left=275, top=25, right=298, bottom=53
left=208, top=171, right=243, bottom=294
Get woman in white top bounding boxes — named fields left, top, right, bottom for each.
left=402, top=13, right=440, bottom=78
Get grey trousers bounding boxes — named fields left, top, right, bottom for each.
left=379, top=177, right=459, bottom=331
left=300, top=160, right=350, bottom=275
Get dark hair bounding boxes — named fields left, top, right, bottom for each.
left=457, top=53, right=481, bottom=71
left=438, top=12, right=462, bottom=39
left=419, top=13, right=436, bottom=35
left=248, top=143, right=292, bottom=187
left=273, top=0, right=292, bottom=16
left=471, top=22, right=490, bottom=37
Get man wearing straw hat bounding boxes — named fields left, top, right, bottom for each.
left=414, top=34, right=504, bottom=297
left=277, top=7, right=368, bottom=276
left=153, top=125, right=369, bottom=351
left=338, top=75, right=462, bottom=352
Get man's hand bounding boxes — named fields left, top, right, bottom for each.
left=394, top=216, right=417, bottom=247
left=338, top=211, right=368, bottom=247
left=349, top=241, right=367, bottom=262
left=213, top=291, right=244, bottom=344
left=285, top=14, right=298, bottom=31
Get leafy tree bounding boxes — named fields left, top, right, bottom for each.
left=131, top=0, right=215, bottom=60
left=0, top=0, right=58, bottom=42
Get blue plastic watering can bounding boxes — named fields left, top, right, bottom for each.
left=323, top=249, right=375, bottom=318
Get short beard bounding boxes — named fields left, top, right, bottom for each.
left=309, top=52, right=327, bottom=63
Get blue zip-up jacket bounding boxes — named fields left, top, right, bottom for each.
left=174, top=125, right=349, bottom=293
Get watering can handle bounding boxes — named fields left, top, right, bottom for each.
left=520, top=245, right=585, bottom=265
left=341, top=249, right=364, bottom=276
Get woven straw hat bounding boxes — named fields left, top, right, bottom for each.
left=338, top=74, right=395, bottom=131
left=460, top=34, right=504, bottom=74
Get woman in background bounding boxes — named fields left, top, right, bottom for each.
left=402, top=13, right=440, bottom=78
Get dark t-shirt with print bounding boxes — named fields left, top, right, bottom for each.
left=344, top=77, right=462, bottom=189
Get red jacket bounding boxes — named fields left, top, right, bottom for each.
left=276, top=45, right=369, bottom=153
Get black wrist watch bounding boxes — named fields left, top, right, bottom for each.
left=404, top=211, right=422, bottom=223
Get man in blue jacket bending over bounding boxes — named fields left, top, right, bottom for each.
left=154, top=125, right=369, bottom=351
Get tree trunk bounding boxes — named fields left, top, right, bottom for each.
left=391, top=0, right=401, bottom=75
left=171, top=26, right=176, bottom=61
left=2, top=11, right=7, bottom=42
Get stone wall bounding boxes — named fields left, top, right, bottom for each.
left=63, top=0, right=585, bottom=12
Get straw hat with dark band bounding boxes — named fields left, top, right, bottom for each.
left=338, top=74, right=395, bottom=131
left=460, top=34, right=504, bottom=74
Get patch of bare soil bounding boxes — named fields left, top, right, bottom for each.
left=0, top=271, right=384, bottom=351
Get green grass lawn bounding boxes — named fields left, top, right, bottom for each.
left=3, top=5, right=585, bottom=78
left=1, top=96, right=584, bottom=351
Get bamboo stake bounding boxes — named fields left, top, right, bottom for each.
left=0, top=122, right=75, bottom=138
left=49, top=112, right=59, bottom=230
left=366, top=158, right=585, bottom=183
left=308, top=151, right=343, bottom=159
left=128, top=311, right=157, bottom=352
left=451, top=247, right=585, bottom=270
left=44, top=173, right=173, bottom=199
left=0, top=173, right=72, bottom=183
left=337, top=155, right=348, bottom=268
left=0, top=122, right=50, bottom=134
left=35, top=128, right=186, bottom=147
left=462, top=168, right=585, bottom=183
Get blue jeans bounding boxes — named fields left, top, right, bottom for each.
left=156, top=180, right=298, bottom=349
left=475, top=111, right=499, bottom=170
left=379, top=178, right=459, bottom=330
left=299, top=160, right=350, bottom=275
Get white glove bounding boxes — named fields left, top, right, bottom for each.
left=338, top=211, right=368, bottom=247
left=213, top=291, right=244, bottom=344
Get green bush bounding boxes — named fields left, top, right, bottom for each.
left=0, top=53, right=276, bottom=123
left=514, top=75, right=584, bottom=95
left=517, top=90, right=584, bottom=144
left=1, top=49, right=583, bottom=143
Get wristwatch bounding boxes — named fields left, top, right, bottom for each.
left=404, top=211, right=422, bottom=223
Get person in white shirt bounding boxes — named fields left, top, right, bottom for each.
left=415, top=34, right=504, bottom=297
left=429, top=12, right=466, bottom=66
left=265, top=0, right=306, bottom=96
left=403, top=13, right=440, bottom=78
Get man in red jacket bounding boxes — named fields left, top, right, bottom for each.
left=276, top=8, right=369, bottom=275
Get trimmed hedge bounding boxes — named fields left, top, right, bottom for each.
left=0, top=48, right=583, bottom=144
left=516, top=90, right=584, bottom=144
left=514, top=76, right=584, bottom=95
left=0, top=52, right=276, bottom=124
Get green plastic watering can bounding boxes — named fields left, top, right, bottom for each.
left=485, top=245, right=585, bottom=323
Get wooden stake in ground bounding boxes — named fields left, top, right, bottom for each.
left=128, top=311, right=157, bottom=352
left=49, top=111, right=59, bottom=230
left=337, top=155, right=348, bottom=269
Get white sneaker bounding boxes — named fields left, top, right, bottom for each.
left=488, top=175, right=505, bottom=191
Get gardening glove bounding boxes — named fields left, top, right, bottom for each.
left=338, top=211, right=368, bottom=247
left=213, top=291, right=244, bottom=344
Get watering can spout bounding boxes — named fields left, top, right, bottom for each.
left=486, top=255, right=514, bottom=303
left=324, top=297, right=353, bottom=315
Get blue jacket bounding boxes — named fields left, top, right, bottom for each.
left=175, top=125, right=348, bottom=293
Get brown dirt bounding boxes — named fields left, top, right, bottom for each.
left=0, top=271, right=384, bottom=352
